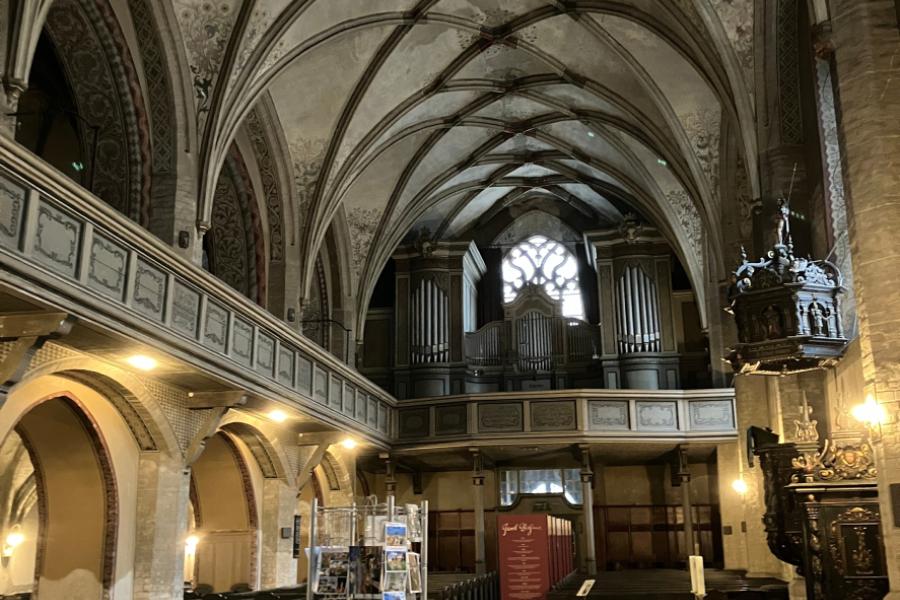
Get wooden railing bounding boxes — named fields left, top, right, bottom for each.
left=464, top=318, right=600, bottom=371
left=464, top=321, right=507, bottom=366
left=565, top=318, right=601, bottom=363
left=435, top=572, right=499, bottom=600
left=396, top=389, right=737, bottom=444
left=0, top=137, right=395, bottom=443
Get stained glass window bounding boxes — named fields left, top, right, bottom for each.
left=501, top=235, right=584, bottom=319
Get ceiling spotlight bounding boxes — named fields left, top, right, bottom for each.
left=125, top=354, right=157, bottom=371
left=268, top=409, right=288, bottom=423
left=731, top=478, right=748, bottom=495
left=340, top=438, right=357, bottom=450
left=656, top=158, right=668, bottom=167
left=587, top=131, right=596, bottom=138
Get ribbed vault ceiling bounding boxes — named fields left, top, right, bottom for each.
left=173, top=0, right=757, bottom=326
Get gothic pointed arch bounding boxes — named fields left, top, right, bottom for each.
left=205, top=143, right=267, bottom=306
left=33, top=0, right=151, bottom=223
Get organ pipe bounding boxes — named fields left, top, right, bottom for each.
left=616, top=265, right=661, bottom=354
left=411, top=278, right=449, bottom=364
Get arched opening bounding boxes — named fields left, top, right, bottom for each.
left=302, top=218, right=354, bottom=363
left=15, top=0, right=149, bottom=222
left=14, top=32, right=86, bottom=186
left=187, top=432, right=259, bottom=594
left=204, top=145, right=267, bottom=306
left=0, top=397, right=116, bottom=599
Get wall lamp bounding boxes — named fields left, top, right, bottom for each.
left=852, top=394, right=888, bottom=441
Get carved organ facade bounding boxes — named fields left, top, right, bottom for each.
left=365, top=224, right=707, bottom=399
left=591, top=226, right=688, bottom=391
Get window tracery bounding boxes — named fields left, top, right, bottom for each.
left=501, top=235, right=584, bottom=319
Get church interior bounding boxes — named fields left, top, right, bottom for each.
left=0, top=1, right=897, bottom=599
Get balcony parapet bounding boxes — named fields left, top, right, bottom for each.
left=0, top=138, right=394, bottom=442
left=394, top=388, right=736, bottom=447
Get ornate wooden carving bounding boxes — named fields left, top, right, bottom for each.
left=751, top=430, right=805, bottom=569
left=727, top=201, right=848, bottom=374
left=793, top=487, right=888, bottom=600
left=755, top=432, right=889, bottom=599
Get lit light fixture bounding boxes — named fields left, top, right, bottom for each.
left=731, top=478, right=748, bottom=495
left=340, top=438, right=357, bottom=450
left=185, top=534, right=200, bottom=555
left=2, top=527, right=24, bottom=557
left=852, top=394, right=886, bottom=427
left=656, top=158, right=668, bottom=167
left=71, top=161, right=85, bottom=172
left=587, top=131, right=596, bottom=138
left=125, top=354, right=158, bottom=371
left=268, top=409, right=288, bottom=423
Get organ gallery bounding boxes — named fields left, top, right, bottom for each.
left=0, top=1, right=897, bottom=599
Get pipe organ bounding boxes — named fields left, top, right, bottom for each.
left=367, top=226, right=703, bottom=398
left=516, top=311, right=557, bottom=372
left=590, top=226, right=684, bottom=390
left=389, top=242, right=486, bottom=399
left=615, top=264, right=661, bottom=354
left=410, top=278, right=449, bottom=364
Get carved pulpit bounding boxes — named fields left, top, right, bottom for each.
left=749, top=426, right=805, bottom=571
left=752, top=400, right=889, bottom=600
left=727, top=200, right=848, bottom=374
left=788, top=435, right=887, bottom=600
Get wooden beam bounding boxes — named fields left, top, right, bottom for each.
left=0, top=311, right=71, bottom=340
left=295, top=435, right=341, bottom=492
left=0, top=311, right=74, bottom=401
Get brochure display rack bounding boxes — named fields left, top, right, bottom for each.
left=307, top=497, right=429, bottom=600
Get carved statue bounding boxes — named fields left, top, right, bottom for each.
left=619, top=213, right=642, bottom=244
left=809, top=301, right=826, bottom=336
left=773, top=198, right=791, bottom=248
left=763, top=305, right=783, bottom=339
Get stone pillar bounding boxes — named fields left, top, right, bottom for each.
left=580, top=448, right=597, bottom=575
left=715, top=441, right=748, bottom=571
left=734, top=376, right=785, bottom=578
left=676, top=447, right=696, bottom=558
left=828, top=2, right=900, bottom=595
left=472, top=454, right=486, bottom=576
left=132, top=454, right=191, bottom=600
left=681, top=473, right=695, bottom=558
left=258, top=478, right=298, bottom=589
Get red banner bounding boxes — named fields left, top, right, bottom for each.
left=498, top=515, right=551, bottom=600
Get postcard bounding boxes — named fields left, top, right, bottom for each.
left=384, top=548, right=407, bottom=572
left=382, top=571, right=407, bottom=592
left=407, top=552, right=422, bottom=594
left=315, top=547, right=349, bottom=594
left=350, top=545, right=383, bottom=595
left=384, top=521, right=407, bottom=547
